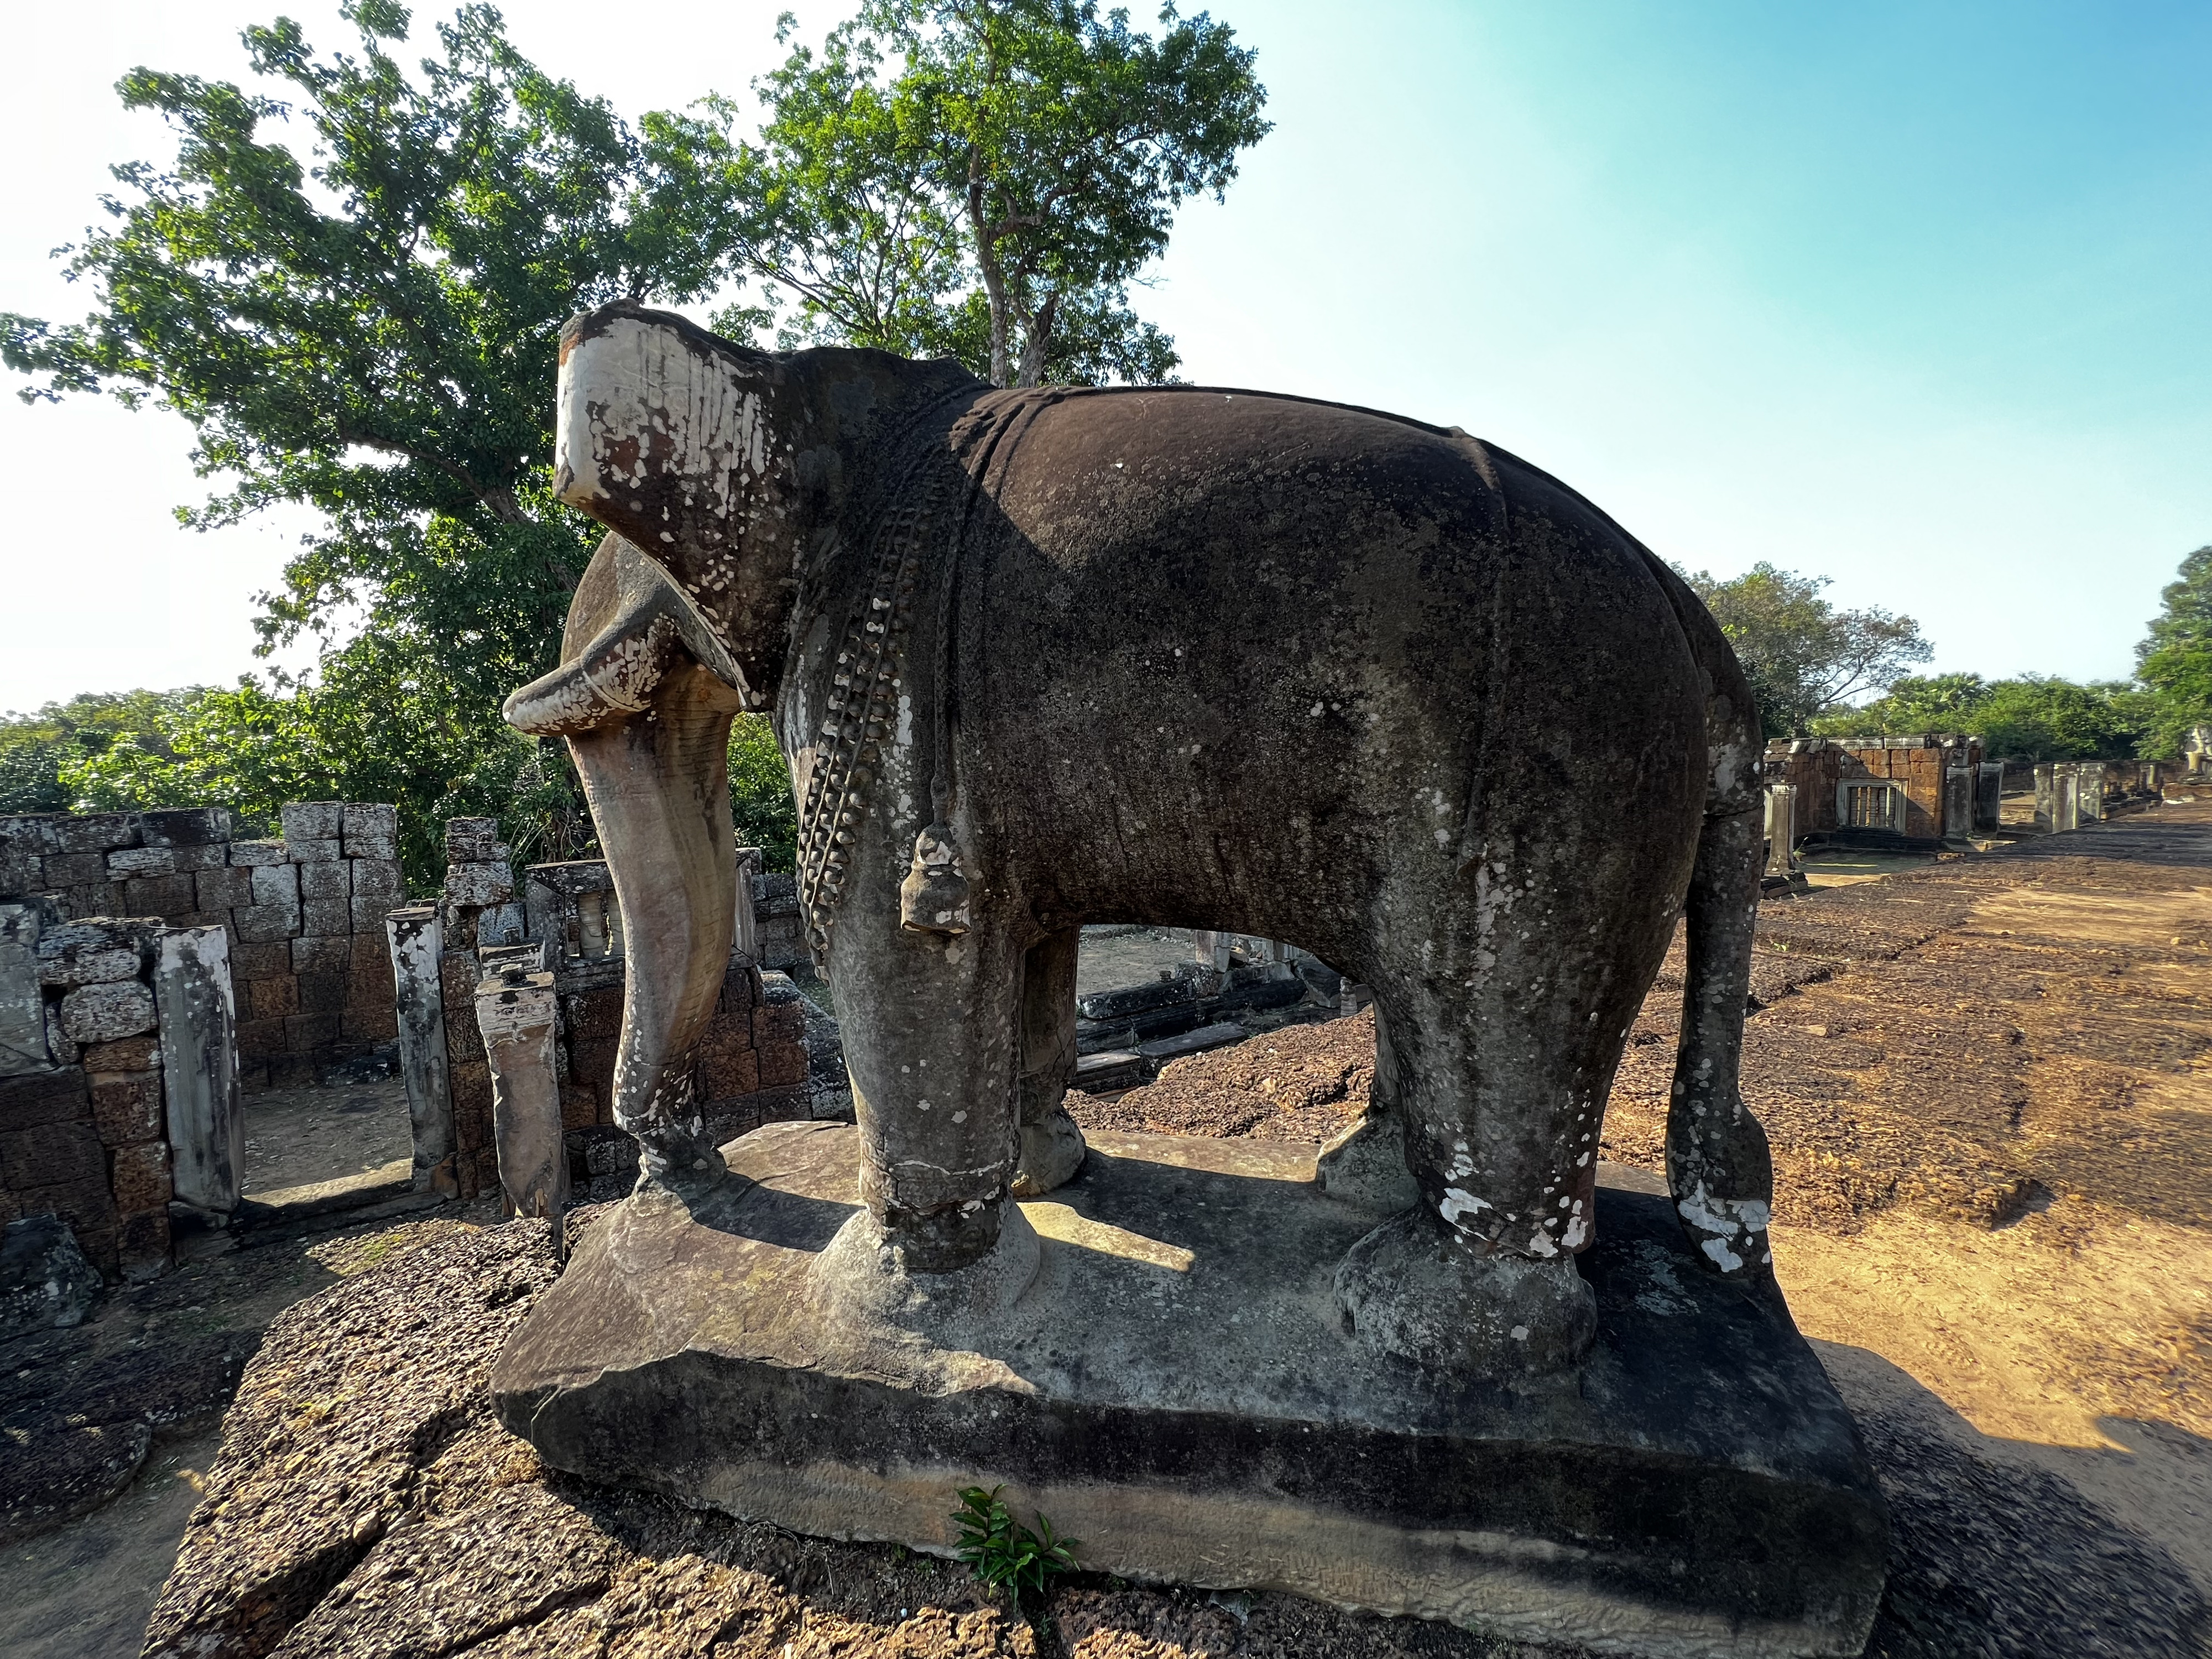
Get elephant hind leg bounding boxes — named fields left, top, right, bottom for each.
left=1011, top=925, right=1087, bottom=1198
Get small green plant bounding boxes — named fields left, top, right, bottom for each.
left=951, top=1485, right=1079, bottom=1595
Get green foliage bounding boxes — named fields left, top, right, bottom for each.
left=951, top=1485, right=1079, bottom=1595
left=729, top=714, right=799, bottom=874
left=0, top=690, right=209, bottom=814
left=1676, top=562, right=1932, bottom=738
left=0, top=4, right=742, bottom=872
left=672, top=0, right=1269, bottom=386
left=2136, top=545, right=2212, bottom=758
left=1811, top=674, right=2157, bottom=762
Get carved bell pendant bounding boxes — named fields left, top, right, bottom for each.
left=899, top=820, right=973, bottom=937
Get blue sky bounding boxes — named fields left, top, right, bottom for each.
left=2, top=1, right=2204, bottom=711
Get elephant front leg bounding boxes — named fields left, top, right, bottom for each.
left=1011, top=926, right=1087, bottom=1198
left=810, top=884, right=1039, bottom=1327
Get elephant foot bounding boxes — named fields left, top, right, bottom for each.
left=1011, top=1107, right=1087, bottom=1198
left=1315, top=1112, right=1421, bottom=1214
left=1333, top=1209, right=1595, bottom=1376
left=809, top=1201, right=1041, bottom=1339
left=633, top=1140, right=729, bottom=1201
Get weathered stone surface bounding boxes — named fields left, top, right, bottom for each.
left=280, top=801, right=345, bottom=843
left=341, top=802, right=398, bottom=839
left=0, top=1213, right=102, bottom=1338
left=51, top=813, right=140, bottom=855
left=59, top=979, right=157, bottom=1043
left=301, top=898, right=352, bottom=937
left=477, top=968, right=567, bottom=1219
left=444, top=816, right=500, bottom=863
left=35, top=916, right=150, bottom=987
left=138, top=807, right=231, bottom=847
left=195, top=864, right=254, bottom=909
left=107, top=846, right=176, bottom=877
left=298, top=859, right=351, bottom=900
left=495, top=1123, right=1888, bottom=1659
left=156, top=925, right=244, bottom=1214
left=227, top=838, right=289, bottom=867
left=250, top=862, right=300, bottom=906
left=0, top=901, right=50, bottom=1076
left=233, top=901, right=301, bottom=943
left=444, top=860, right=515, bottom=908
left=288, top=836, right=343, bottom=864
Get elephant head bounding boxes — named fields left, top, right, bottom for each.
left=503, top=305, right=976, bottom=1188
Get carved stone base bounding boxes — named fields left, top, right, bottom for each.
left=491, top=1123, right=1887, bottom=1659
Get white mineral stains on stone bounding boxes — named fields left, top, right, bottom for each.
left=1438, top=1187, right=1491, bottom=1225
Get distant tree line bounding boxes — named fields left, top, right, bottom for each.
left=1676, top=551, right=2212, bottom=762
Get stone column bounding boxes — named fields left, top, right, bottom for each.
left=386, top=906, right=457, bottom=1196
left=1193, top=931, right=1232, bottom=973
left=1942, top=766, right=1973, bottom=839
left=0, top=900, right=51, bottom=1077
left=154, top=926, right=243, bottom=1214
left=2033, top=764, right=2056, bottom=832
left=1762, top=784, right=1797, bottom=876
left=2056, top=768, right=2079, bottom=832
left=733, top=846, right=763, bottom=962
left=475, top=964, right=568, bottom=1222
left=2075, top=763, right=2105, bottom=823
left=1975, top=763, right=2003, bottom=831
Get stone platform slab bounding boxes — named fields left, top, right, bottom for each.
left=491, top=1123, right=1887, bottom=1658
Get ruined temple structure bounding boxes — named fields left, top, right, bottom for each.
left=1763, top=735, right=1996, bottom=845
left=382, top=820, right=839, bottom=1204
left=0, top=804, right=400, bottom=1088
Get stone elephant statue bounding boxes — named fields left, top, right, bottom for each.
left=504, top=302, right=1773, bottom=1375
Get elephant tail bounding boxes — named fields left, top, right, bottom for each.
left=1641, top=555, right=1776, bottom=1279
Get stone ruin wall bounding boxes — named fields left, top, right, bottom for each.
left=1763, top=736, right=1985, bottom=839
left=0, top=803, right=401, bottom=1088
left=414, top=821, right=817, bottom=1203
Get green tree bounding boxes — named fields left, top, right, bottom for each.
left=2137, top=545, right=2212, bottom=758
left=0, top=690, right=208, bottom=815
left=662, top=0, right=1269, bottom=385
left=1675, top=562, right=1932, bottom=738
left=0, top=3, right=740, bottom=873
left=1812, top=674, right=2156, bottom=762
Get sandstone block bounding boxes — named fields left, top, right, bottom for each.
left=697, top=1044, right=759, bottom=1100
left=0, top=1120, right=107, bottom=1190
left=445, top=817, right=499, bottom=862
left=79, top=1035, right=161, bottom=1075
left=91, top=1074, right=163, bottom=1146
left=170, top=843, right=228, bottom=873
left=296, top=971, right=346, bottom=1015
left=0, top=815, right=66, bottom=856
left=342, top=802, right=399, bottom=839
left=351, top=857, right=403, bottom=902
left=123, top=874, right=196, bottom=917
left=301, top=899, right=352, bottom=938
left=107, top=847, right=175, bottom=878
left=232, top=902, right=299, bottom=944
left=108, top=1140, right=173, bottom=1213
left=64, top=882, right=127, bottom=920
left=279, top=801, right=344, bottom=843
left=227, top=839, right=289, bottom=868
left=0, top=904, right=49, bottom=1077
left=350, top=895, right=401, bottom=935
left=291, top=936, right=351, bottom=974
left=342, top=833, right=398, bottom=862
left=287, top=837, right=342, bottom=864
left=563, top=985, right=623, bottom=1041
left=229, top=940, right=291, bottom=980
left=52, top=815, right=139, bottom=855
left=285, top=1011, right=340, bottom=1051
left=43, top=852, right=107, bottom=887
left=444, top=862, right=513, bottom=909
left=441, top=954, right=485, bottom=1062
left=234, top=1019, right=286, bottom=1061
left=247, top=977, right=299, bottom=1020
left=138, top=807, right=230, bottom=847
left=44, top=1000, right=77, bottom=1067
left=756, top=1039, right=807, bottom=1090
left=0, top=1068, right=91, bottom=1133
left=753, top=998, right=806, bottom=1048
left=341, top=1004, right=398, bottom=1042
left=60, top=980, right=156, bottom=1044
left=297, top=860, right=350, bottom=900
left=250, top=863, right=299, bottom=906
left=195, top=867, right=254, bottom=910
left=0, top=847, right=38, bottom=899
left=154, top=926, right=243, bottom=1215
left=38, top=920, right=150, bottom=988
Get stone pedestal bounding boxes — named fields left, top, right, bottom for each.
left=492, top=1123, right=1888, bottom=1659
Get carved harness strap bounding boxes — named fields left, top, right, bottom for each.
left=793, top=393, right=1036, bottom=966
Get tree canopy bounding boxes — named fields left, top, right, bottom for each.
left=1675, top=562, right=1932, bottom=738
left=1809, top=673, right=2157, bottom=761
left=2136, top=544, right=2212, bottom=758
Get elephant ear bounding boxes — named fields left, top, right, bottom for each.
left=504, top=534, right=752, bottom=738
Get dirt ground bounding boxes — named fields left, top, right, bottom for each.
left=11, top=802, right=2212, bottom=1656
left=242, top=1079, right=414, bottom=1195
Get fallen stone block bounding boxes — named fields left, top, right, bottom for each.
left=1136, top=1019, right=1248, bottom=1063
left=1073, top=1049, right=1150, bottom=1094
left=0, top=1214, right=103, bottom=1338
